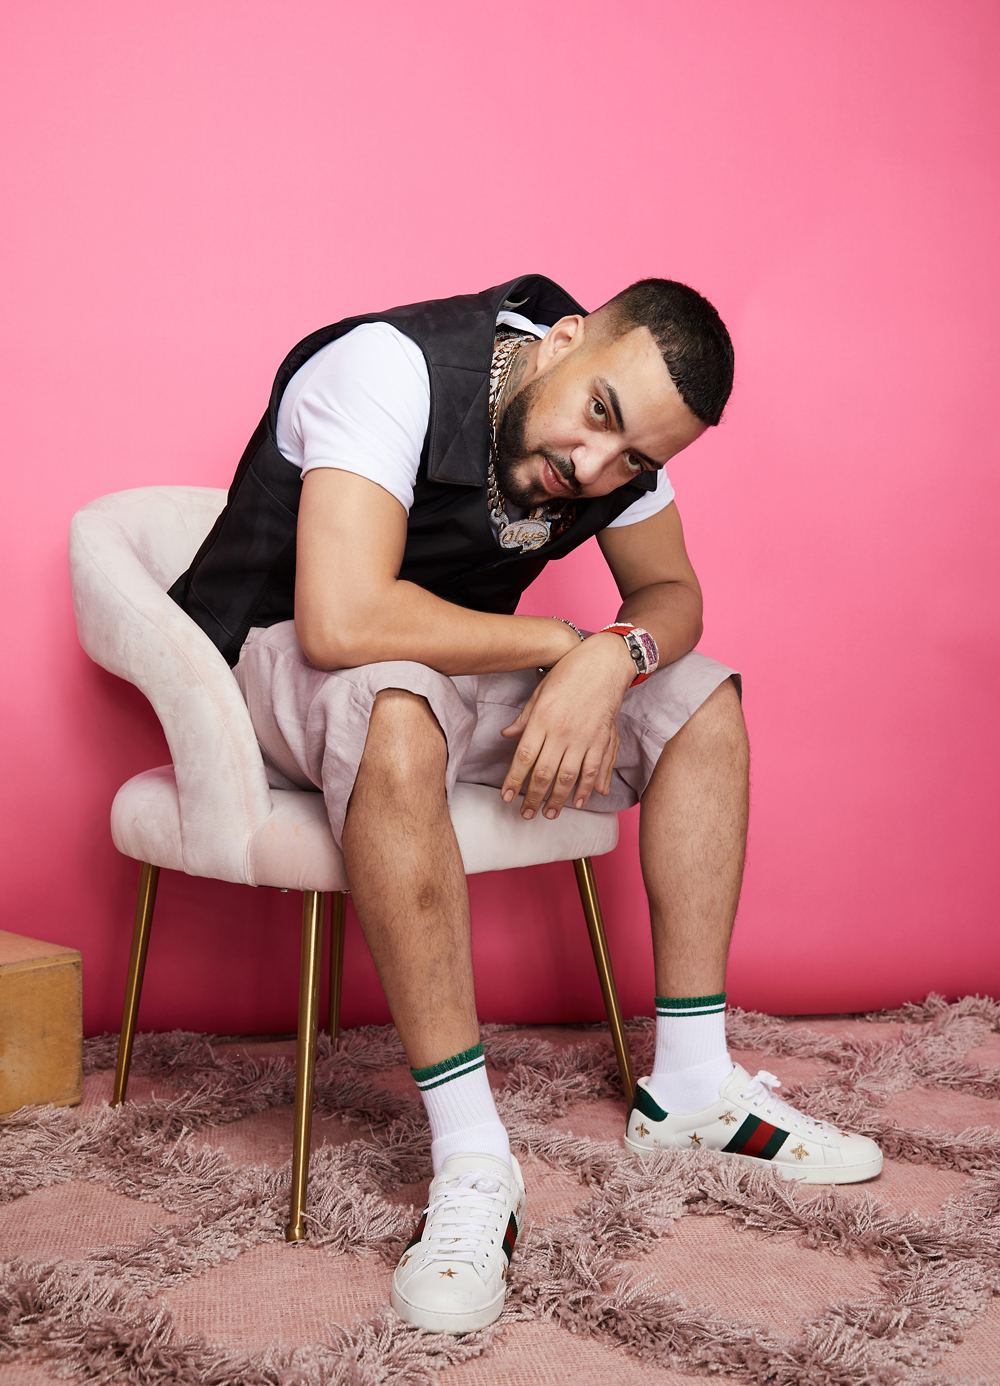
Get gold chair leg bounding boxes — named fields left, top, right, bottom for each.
left=328, top=891, right=347, bottom=1047
left=574, top=858, right=635, bottom=1106
left=111, top=862, right=160, bottom=1107
left=286, top=889, right=325, bottom=1242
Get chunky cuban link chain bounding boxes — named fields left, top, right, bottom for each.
left=486, top=330, right=552, bottom=552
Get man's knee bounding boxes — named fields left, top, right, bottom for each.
left=676, top=677, right=748, bottom=764
left=362, top=688, right=447, bottom=781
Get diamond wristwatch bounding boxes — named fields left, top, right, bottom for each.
left=598, top=623, right=660, bottom=686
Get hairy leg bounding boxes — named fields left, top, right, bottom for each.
left=639, top=677, right=749, bottom=997
left=342, top=688, right=478, bottom=1069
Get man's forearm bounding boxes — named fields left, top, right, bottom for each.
left=615, top=580, right=704, bottom=667
left=296, top=576, right=580, bottom=675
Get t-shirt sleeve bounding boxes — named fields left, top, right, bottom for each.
left=275, top=322, right=430, bottom=513
left=601, top=469, right=676, bottom=528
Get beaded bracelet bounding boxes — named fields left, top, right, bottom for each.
left=537, top=617, right=586, bottom=675
left=598, top=622, right=660, bottom=686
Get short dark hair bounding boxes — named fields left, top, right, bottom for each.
left=601, top=278, right=734, bottom=426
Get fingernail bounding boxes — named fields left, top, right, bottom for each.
left=523, top=808, right=535, bottom=820
left=575, top=798, right=585, bottom=808
left=544, top=808, right=557, bottom=819
left=502, top=789, right=514, bottom=802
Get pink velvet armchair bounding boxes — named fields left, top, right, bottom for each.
left=69, top=485, right=634, bottom=1240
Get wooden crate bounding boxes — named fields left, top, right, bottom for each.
left=0, top=929, right=82, bottom=1112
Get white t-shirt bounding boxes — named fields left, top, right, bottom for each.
left=276, top=310, right=674, bottom=528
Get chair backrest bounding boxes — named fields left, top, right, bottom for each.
left=69, top=487, right=272, bottom=882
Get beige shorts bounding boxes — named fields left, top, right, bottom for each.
left=234, top=621, right=739, bottom=848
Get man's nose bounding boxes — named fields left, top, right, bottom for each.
left=570, top=439, right=621, bottom=487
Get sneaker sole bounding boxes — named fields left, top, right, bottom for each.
left=390, top=1282, right=506, bottom=1334
left=623, top=1134, right=883, bottom=1184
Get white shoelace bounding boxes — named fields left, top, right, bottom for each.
left=738, top=1070, right=833, bottom=1138
left=421, top=1171, right=513, bottom=1271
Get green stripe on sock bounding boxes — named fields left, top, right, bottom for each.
left=411, top=1042, right=485, bottom=1091
left=655, top=992, right=727, bottom=1015
left=416, top=1057, right=485, bottom=1091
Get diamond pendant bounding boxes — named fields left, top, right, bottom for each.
left=498, top=518, right=551, bottom=552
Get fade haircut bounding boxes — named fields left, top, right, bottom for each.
left=600, top=278, right=734, bottom=426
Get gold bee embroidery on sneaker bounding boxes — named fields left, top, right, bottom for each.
left=791, top=1143, right=809, bottom=1161
left=636, top=1122, right=650, bottom=1138
left=720, top=1110, right=738, bottom=1126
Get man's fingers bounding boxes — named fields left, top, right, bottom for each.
left=540, top=751, right=585, bottom=819
left=570, top=745, right=607, bottom=810
left=502, top=685, right=622, bottom=816
left=595, top=727, right=621, bottom=797
left=520, top=747, right=564, bottom=818
left=501, top=725, right=544, bottom=802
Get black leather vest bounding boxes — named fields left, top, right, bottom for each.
left=169, top=274, right=656, bottom=665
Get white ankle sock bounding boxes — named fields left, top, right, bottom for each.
left=647, top=993, right=734, bottom=1113
left=411, top=1043, right=511, bottom=1175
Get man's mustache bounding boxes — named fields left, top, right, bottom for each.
left=536, top=448, right=582, bottom=498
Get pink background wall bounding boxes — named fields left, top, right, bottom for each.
left=2, top=1, right=998, bottom=1035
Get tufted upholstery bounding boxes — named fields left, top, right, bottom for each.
left=69, top=487, right=618, bottom=892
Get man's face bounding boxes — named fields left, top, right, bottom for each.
left=495, top=324, right=706, bottom=509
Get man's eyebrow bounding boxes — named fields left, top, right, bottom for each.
left=599, top=379, right=625, bottom=431
left=598, top=378, right=663, bottom=470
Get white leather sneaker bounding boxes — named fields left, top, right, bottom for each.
left=624, top=1064, right=882, bottom=1184
left=391, top=1153, right=526, bottom=1334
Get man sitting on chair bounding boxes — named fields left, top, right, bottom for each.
left=170, top=274, right=882, bottom=1334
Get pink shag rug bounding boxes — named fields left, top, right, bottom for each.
left=2, top=996, right=1000, bottom=1386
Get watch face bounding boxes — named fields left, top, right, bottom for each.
left=633, top=629, right=659, bottom=673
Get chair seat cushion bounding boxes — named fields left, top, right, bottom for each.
left=112, top=767, right=619, bottom=890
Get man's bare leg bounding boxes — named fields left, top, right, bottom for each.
left=347, top=692, right=519, bottom=1332
left=637, top=677, right=749, bottom=1112
left=342, top=689, right=478, bottom=1070
left=627, top=677, right=882, bottom=1182
left=639, top=677, right=749, bottom=996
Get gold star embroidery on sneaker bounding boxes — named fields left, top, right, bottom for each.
left=439, top=1268, right=456, bottom=1278
left=689, top=1132, right=703, bottom=1146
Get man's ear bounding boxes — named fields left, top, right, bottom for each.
left=535, top=315, right=586, bottom=369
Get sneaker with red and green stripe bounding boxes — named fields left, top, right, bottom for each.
left=624, top=1065, right=882, bottom=1184
left=391, top=1153, right=525, bottom=1333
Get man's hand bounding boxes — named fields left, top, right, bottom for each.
left=499, top=633, right=637, bottom=819
left=498, top=502, right=706, bottom=820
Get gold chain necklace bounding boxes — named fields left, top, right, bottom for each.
left=487, top=331, right=552, bottom=553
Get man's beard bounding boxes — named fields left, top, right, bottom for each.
left=494, top=376, right=580, bottom=508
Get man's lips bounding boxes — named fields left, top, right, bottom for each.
left=542, top=457, right=573, bottom=497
